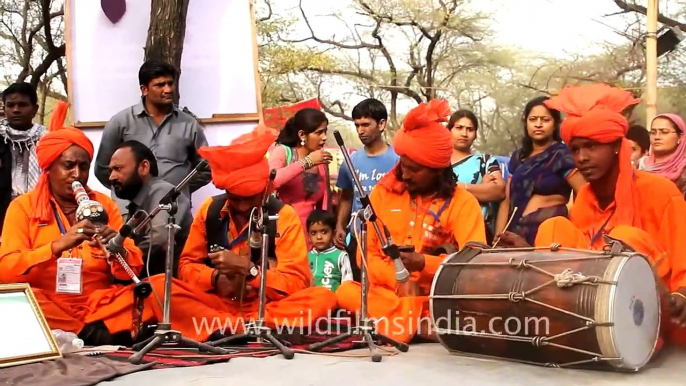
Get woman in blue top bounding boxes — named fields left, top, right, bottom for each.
left=449, top=109, right=506, bottom=243
left=495, top=96, right=586, bottom=246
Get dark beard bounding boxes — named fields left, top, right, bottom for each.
left=112, top=175, right=144, bottom=201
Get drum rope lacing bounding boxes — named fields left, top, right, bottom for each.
left=432, top=245, right=628, bottom=366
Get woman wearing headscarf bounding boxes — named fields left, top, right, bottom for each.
left=639, top=113, right=686, bottom=197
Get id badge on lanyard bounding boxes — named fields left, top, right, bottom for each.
left=52, top=204, right=83, bottom=295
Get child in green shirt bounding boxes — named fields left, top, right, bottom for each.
left=307, top=210, right=353, bottom=292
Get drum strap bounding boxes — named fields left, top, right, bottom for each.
left=589, top=207, right=617, bottom=247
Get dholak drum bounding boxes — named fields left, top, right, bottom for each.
left=429, top=243, right=661, bottom=372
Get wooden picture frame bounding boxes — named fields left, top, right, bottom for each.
left=0, top=283, right=62, bottom=368
left=64, top=0, right=264, bottom=128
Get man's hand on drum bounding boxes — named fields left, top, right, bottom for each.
left=494, top=231, right=531, bottom=248
left=399, top=251, right=425, bottom=272
left=668, top=290, right=686, bottom=327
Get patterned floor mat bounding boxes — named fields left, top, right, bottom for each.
left=103, top=317, right=362, bottom=369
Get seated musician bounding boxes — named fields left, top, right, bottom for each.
left=177, top=126, right=337, bottom=334
left=496, top=84, right=686, bottom=346
left=335, top=99, right=487, bottom=344
left=107, top=140, right=192, bottom=278
left=0, top=118, right=258, bottom=346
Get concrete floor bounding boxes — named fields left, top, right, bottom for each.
left=102, top=343, right=686, bottom=386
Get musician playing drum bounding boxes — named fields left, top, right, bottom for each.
left=0, top=117, right=256, bottom=347
left=496, top=84, right=686, bottom=349
left=335, top=99, right=487, bottom=344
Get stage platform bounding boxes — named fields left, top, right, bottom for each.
left=102, top=343, right=685, bottom=386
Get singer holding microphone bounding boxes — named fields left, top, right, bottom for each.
left=335, top=99, right=487, bottom=344
left=0, top=114, right=252, bottom=346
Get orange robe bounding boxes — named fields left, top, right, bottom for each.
left=335, top=185, right=487, bottom=343
left=535, top=170, right=686, bottom=346
left=178, top=197, right=337, bottom=331
left=0, top=190, right=238, bottom=342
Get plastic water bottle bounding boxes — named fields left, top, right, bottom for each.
left=51, top=329, right=84, bottom=353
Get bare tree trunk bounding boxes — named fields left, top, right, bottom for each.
left=144, top=0, right=190, bottom=105
left=38, top=81, right=48, bottom=125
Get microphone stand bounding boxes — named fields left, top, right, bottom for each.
left=307, top=131, right=409, bottom=362
left=206, top=170, right=294, bottom=359
left=128, top=160, right=230, bottom=364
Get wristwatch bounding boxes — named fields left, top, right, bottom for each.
left=247, top=264, right=259, bottom=280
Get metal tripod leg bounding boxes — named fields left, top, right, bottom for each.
left=307, top=331, right=354, bottom=351
left=375, top=331, right=410, bottom=353
left=128, top=325, right=230, bottom=364
left=362, top=331, right=383, bottom=362
left=208, top=324, right=294, bottom=359
left=307, top=317, right=408, bottom=361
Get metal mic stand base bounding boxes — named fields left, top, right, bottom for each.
left=306, top=217, right=409, bottom=362
left=206, top=322, right=294, bottom=360
left=307, top=317, right=409, bottom=362
left=128, top=323, right=230, bottom=364
left=206, top=212, right=293, bottom=360
left=127, top=202, right=230, bottom=364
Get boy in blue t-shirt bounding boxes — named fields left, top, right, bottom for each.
left=307, top=210, right=353, bottom=292
left=334, top=99, right=399, bottom=281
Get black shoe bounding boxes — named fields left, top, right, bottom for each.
left=78, top=321, right=115, bottom=346
left=207, top=330, right=228, bottom=343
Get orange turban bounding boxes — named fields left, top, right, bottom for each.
left=32, top=101, right=95, bottom=222
left=544, top=84, right=641, bottom=227
left=198, top=125, right=278, bottom=196
left=393, top=99, right=452, bottom=168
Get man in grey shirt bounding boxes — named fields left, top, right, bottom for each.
left=95, top=59, right=211, bottom=212
left=107, top=140, right=192, bottom=278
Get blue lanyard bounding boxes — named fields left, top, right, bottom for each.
left=50, top=203, right=67, bottom=235
left=219, top=219, right=249, bottom=250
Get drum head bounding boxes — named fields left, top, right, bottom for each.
left=607, top=254, right=660, bottom=369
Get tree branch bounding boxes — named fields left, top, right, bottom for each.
left=282, top=0, right=381, bottom=50
left=613, top=0, right=686, bottom=30
left=40, top=0, right=56, bottom=51
left=29, top=43, right=65, bottom=88
left=257, top=0, right=272, bottom=22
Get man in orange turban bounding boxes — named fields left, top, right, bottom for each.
left=496, top=84, right=686, bottom=349
left=334, top=99, right=487, bottom=345
left=0, top=102, right=259, bottom=347
left=178, top=125, right=337, bottom=339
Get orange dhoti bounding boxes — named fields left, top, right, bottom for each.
left=535, top=217, right=686, bottom=348
left=182, top=286, right=338, bottom=336
left=34, top=275, right=337, bottom=341
left=335, top=281, right=427, bottom=344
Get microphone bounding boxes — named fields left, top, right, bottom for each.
left=159, top=159, right=209, bottom=205
left=384, top=228, right=410, bottom=283
left=72, top=181, right=109, bottom=226
left=106, top=209, right=149, bottom=254
left=249, top=169, right=277, bottom=252
left=332, top=130, right=410, bottom=283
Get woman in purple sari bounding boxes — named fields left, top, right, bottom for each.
left=495, top=96, right=586, bottom=245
